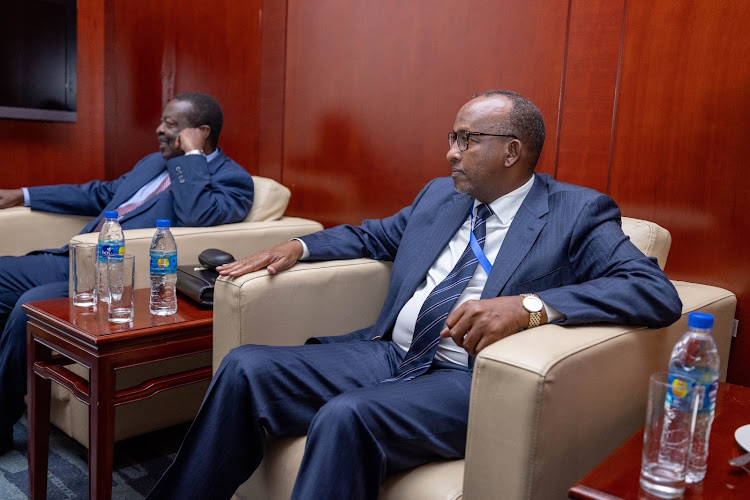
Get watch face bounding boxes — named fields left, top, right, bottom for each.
left=523, top=295, right=543, bottom=313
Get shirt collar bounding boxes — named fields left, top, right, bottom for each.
left=205, top=147, right=221, bottom=163
left=474, top=174, right=535, bottom=225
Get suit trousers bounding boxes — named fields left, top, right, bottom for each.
left=148, top=340, right=472, bottom=500
left=0, top=253, right=69, bottom=435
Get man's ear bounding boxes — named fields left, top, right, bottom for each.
left=504, top=139, right=521, bottom=168
left=198, top=124, right=212, bottom=148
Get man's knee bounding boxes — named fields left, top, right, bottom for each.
left=16, top=281, right=69, bottom=308
left=312, top=391, right=377, bottom=430
left=3, top=282, right=69, bottom=339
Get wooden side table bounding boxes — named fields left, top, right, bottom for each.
left=24, top=290, right=213, bottom=500
left=569, top=382, right=750, bottom=499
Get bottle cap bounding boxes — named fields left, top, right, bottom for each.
left=104, top=210, right=119, bottom=219
left=156, top=219, right=171, bottom=228
left=688, top=312, right=714, bottom=330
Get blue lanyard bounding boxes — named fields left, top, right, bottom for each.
left=469, top=207, right=493, bottom=275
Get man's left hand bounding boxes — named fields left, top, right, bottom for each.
left=440, top=296, right=546, bottom=356
left=175, top=127, right=209, bottom=154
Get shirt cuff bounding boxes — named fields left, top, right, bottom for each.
left=292, top=238, right=310, bottom=259
left=22, top=187, right=30, bottom=207
left=544, top=302, right=562, bottom=323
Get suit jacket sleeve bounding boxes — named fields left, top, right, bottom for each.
left=534, top=193, right=682, bottom=328
left=27, top=169, right=131, bottom=216
left=300, top=180, right=437, bottom=261
left=26, top=152, right=254, bottom=227
left=164, top=153, right=253, bottom=226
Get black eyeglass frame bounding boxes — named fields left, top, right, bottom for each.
left=449, top=130, right=519, bottom=151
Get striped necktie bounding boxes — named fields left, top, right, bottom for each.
left=384, top=203, right=492, bottom=382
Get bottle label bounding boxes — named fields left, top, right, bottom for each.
left=697, top=380, right=718, bottom=413
left=666, top=374, right=718, bottom=413
left=665, top=375, right=695, bottom=412
left=98, top=241, right=125, bottom=263
left=150, top=252, right=177, bottom=274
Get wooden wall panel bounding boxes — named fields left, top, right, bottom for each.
left=280, top=0, right=569, bottom=227
left=0, top=0, right=105, bottom=188
left=610, top=1, right=750, bottom=385
left=105, top=0, right=263, bottom=179
left=555, top=0, right=626, bottom=192
left=256, top=0, right=288, bottom=180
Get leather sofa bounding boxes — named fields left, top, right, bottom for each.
left=211, top=217, right=737, bottom=499
left=0, top=176, right=323, bottom=446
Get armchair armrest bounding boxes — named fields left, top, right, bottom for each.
left=213, top=259, right=392, bottom=368
left=463, top=281, right=736, bottom=499
left=0, top=206, right=90, bottom=256
left=70, top=217, right=323, bottom=290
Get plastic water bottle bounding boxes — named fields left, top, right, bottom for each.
left=664, top=312, right=719, bottom=483
left=149, top=219, right=178, bottom=316
left=97, top=210, right=125, bottom=303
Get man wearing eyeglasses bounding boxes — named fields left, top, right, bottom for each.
left=148, top=90, right=682, bottom=499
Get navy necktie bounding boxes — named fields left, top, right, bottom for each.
left=384, top=203, right=492, bottom=382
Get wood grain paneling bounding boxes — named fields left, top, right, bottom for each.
left=280, top=0, right=569, bottom=227
left=610, top=1, right=749, bottom=385
left=105, top=0, right=263, bottom=179
left=257, top=0, right=288, bottom=180
left=0, top=0, right=105, bottom=188
left=555, top=0, right=626, bottom=192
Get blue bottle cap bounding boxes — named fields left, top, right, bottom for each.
left=104, top=210, right=119, bottom=219
left=156, top=219, right=171, bottom=228
left=688, top=312, right=714, bottom=330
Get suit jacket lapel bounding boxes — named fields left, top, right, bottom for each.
left=108, top=160, right=167, bottom=210
left=390, top=193, right=474, bottom=317
left=481, top=174, right=549, bottom=299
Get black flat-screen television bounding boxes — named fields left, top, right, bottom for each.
left=0, top=0, right=77, bottom=122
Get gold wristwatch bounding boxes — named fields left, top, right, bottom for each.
left=521, top=294, right=543, bottom=329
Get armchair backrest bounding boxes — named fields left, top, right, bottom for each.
left=621, top=217, right=671, bottom=270
left=243, top=176, right=291, bottom=222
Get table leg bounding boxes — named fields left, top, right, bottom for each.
left=27, top=333, right=52, bottom=500
left=88, top=357, right=116, bottom=500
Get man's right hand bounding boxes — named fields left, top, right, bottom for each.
left=0, top=189, right=24, bottom=209
left=217, top=240, right=304, bottom=277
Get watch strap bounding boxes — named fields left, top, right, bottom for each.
left=521, top=293, right=542, bottom=329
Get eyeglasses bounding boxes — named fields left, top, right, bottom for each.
left=448, top=130, right=518, bottom=152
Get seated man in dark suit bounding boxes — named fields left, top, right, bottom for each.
left=148, top=90, right=682, bottom=499
left=0, top=92, right=254, bottom=452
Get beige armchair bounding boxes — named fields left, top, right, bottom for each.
left=212, top=217, right=737, bottom=500
left=0, top=176, right=324, bottom=446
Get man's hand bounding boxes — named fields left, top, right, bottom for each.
left=439, top=296, right=547, bottom=356
left=0, top=189, right=24, bottom=209
left=217, top=240, right=304, bottom=277
left=175, top=126, right=210, bottom=154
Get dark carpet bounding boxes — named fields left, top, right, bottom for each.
left=0, top=413, right=188, bottom=499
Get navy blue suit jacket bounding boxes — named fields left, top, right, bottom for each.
left=27, top=150, right=254, bottom=254
left=301, top=173, right=682, bottom=343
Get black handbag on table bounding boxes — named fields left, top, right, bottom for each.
left=176, top=249, right=235, bottom=307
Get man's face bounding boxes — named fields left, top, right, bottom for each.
left=447, top=95, right=514, bottom=203
left=155, top=99, right=194, bottom=159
